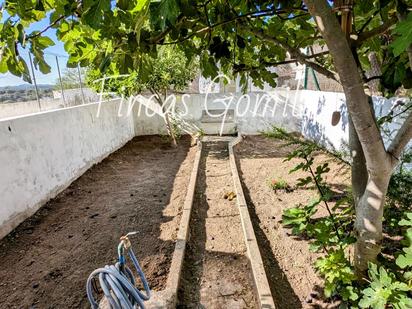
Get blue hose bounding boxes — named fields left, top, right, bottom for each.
left=86, top=234, right=151, bottom=309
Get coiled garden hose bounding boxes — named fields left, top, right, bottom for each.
left=86, top=232, right=151, bottom=309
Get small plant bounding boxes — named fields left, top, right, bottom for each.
left=266, top=127, right=358, bottom=303
left=315, top=249, right=357, bottom=299
left=282, top=199, right=319, bottom=235
left=307, top=217, right=343, bottom=252
left=387, top=170, right=412, bottom=209
left=359, top=263, right=412, bottom=309
left=197, top=128, right=205, bottom=137
left=267, top=177, right=292, bottom=192
left=395, top=213, right=412, bottom=287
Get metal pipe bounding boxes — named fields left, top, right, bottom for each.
left=56, top=56, right=67, bottom=107
left=28, top=52, right=41, bottom=111
left=77, top=64, right=85, bottom=104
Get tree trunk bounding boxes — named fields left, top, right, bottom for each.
left=349, top=116, right=368, bottom=205
left=354, top=170, right=391, bottom=272
left=304, top=0, right=393, bottom=275
left=152, top=91, right=178, bottom=148
left=349, top=104, right=391, bottom=275
left=350, top=96, right=377, bottom=204
left=304, top=0, right=412, bottom=275
left=164, top=112, right=178, bottom=148
left=163, top=90, right=178, bottom=148
left=349, top=98, right=390, bottom=274
left=366, top=52, right=382, bottom=95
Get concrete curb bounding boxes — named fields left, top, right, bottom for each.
left=228, top=135, right=276, bottom=309
left=147, top=142, right=202, bottom=308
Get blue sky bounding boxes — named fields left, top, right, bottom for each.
left=0, top=11, right=69, bottom=87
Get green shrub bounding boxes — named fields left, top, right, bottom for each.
left=282, top=199, right=319, bottom=235
left=265, top=127, right=412, bottom=308
left=387, top=170, right=412, bottom=208
left=315, top=249, right=357, bottom=299
left=396, top=213, right=412, bottom=286
left=359, top=263, right=412, bottom=309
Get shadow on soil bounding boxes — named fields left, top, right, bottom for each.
left=0, top=135, right=194, bottom=308
left=177, top=148, right=209, bottom=307
left=177, top=141, right=257, bottom=308
left=234, top=148, right=303, bottom=309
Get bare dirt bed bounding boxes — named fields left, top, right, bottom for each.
left=235, top=136, right=349, bottom=309
left=178, top=141, right=257, bottom=308
left=0, top=135, right=196, bottom=309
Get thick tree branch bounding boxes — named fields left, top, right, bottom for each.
left=149, top=9, right=277, bottom=45
left=364, top=75, right=382, bottom=83
left=387, top=109, right=412, bottom=163
left=354, top=16, right=397, bottom=46
left=233, top=51, right=330, bottom=73
left=26, top=0, right=82, bottom=40
left=150, top=7, right=309, bottom=45
left=27, top=15, right=65, bottom=39
left=149, top=14, right=186, bottom=44
left=234, top=59, right=296, bottom=73
left=303, top=0, right=389, bottom=169
left=241, top=25, right=339, bottom=81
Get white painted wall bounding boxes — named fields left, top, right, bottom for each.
left=124, top=91, right=409, bottom=151
left=298, top=91, right=411, bottom=153
left=0, top=90, right=408, bottom=239
left=0, top=99, right=134, bottom=239
left=180, top=91, right=408, bottom=154
left=128, top=91, right=304, bottom=136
